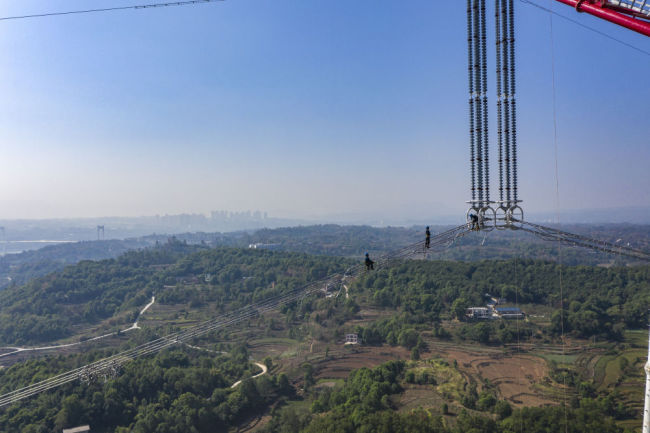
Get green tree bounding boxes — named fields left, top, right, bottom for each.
left=452, top=297, right=469, bottom=321
left=495, top=400, right=512, bottom=420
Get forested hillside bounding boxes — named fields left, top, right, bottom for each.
left=247, top=224, right=650, bottom=266
left=351, top=260, right=650, bottom=341
left=0, top=240, right=349, bottom=344
left=0, top=346, right=291, bottom=433
left=0, top=350, right=630, bottom=433
left=0, top=239, right=153, bottom=290
left=0, top=237, right=648, bottom=432
left=1, top=238, right=648, bottom=346
left=1, top=223, right=647, bottom=293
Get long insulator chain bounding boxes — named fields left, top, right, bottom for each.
left=495, top=0, right=504, bottom=204
left=508, top=0, right=518, bottom=204
left=473, top=0, right=484, bottom=206
left=501, top=0, right=512, bottom=206
left=480, top=0, right=489, bottom=206
left=467, top=0, right=476, bottom=204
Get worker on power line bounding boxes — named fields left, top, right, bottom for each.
left=364, top=252, right=374, bottom=271
left=469, top=213, right=479, bottom=231
left=425, top=226, right=431, bottom=249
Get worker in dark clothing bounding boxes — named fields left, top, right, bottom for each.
left=425, top=226, right=431, bottom=249
left=469, top=213, right=479, bottom=230
left=364, top=252, right=374, bottom=270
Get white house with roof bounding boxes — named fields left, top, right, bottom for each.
left=494, top=306, right=525, bottom=319
left=466, top=307, right=493, bottom=320
left=344, top=333, right=360, bottom=345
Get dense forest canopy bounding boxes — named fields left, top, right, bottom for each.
left=0, top=351, right=630, bottom=433
left=0, top=229, right=647, bottom=432
left=0, top=347, right=292, bottom=433
left=0, top=238, right=647, bottom=346
left=0, top=241, right=350, bottom=344
left=1, top=223, right=647, bottom=291
left=352, top=260, right=650, bottom=340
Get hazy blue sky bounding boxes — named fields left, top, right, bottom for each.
left=0, top=0, right=647, bottom=221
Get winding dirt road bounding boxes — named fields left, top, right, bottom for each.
left=123, top=296, right=156, bottom=331
left=231, top=362, right=268, bottom=388
left=0, top=296, right=156, bottom=359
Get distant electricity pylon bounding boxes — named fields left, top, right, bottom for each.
left=97, top=225, right=105, bottom=241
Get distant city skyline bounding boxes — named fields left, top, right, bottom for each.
left=0, top=1, right=647, bottom=220
left=0, top=204, right=648, bottom=226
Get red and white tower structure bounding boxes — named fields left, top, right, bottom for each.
left=553, top=0, right=650, bottom=37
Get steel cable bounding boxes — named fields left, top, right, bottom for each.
left=519, top=221, right=650, bottom=261
left=0, top=0, right=224, bottom=21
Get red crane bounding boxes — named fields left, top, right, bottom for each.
left=553, top=0, right=650, bottom=36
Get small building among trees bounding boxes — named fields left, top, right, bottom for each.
left=495, top=307, right=525, bottom=319
left=466, top=307, right=493, bottom=320
left=344, top=333, right=360, bottom=345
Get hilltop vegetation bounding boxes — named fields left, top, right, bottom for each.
left=0, top=237, right=648, bottom=347
left=350, top=260, right=650, bottom=342
left=1, top=223, right=647, bottom=293
left=244, top=223, right=650, bottom=266
left=0, top=235, right=647, bottom=432
left=0, top=351, right=630, bottom=433
left=285, top=361, right=624, bottom=433
left=0, top=239, right=153, bottom=290
left=0, top=240, right=205, bottom=344
left=0, top=240, right=349, bottom=345
left=0, top=346, right=292, bottom=433
left=0, top=232, right=246, bottom=291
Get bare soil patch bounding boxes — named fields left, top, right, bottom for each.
left=313, top=346, right=411, bottom=380
left=398, top=386, right=446, bottom=411
left=249, top=340, right=297, bottom=359
left=445, top=349, right=554, bottom=407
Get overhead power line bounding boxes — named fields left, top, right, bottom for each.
left=0, top=0, right=224, bottom=22
left=519, top=0, right=650, bottom=57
